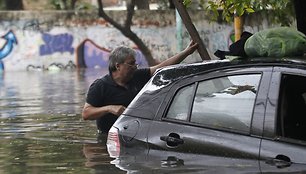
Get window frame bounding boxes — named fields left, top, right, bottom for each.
left=160, top=67, right=269, bottom=135
left=265, top=67, right=306, bottom=144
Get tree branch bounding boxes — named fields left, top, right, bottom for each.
left=125, top=0, right=136, bottom=30
left=97, top=0, right=125, bottom=31
left=96, top=0, right=156, bottom=66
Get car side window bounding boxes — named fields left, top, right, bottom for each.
left=191, top=74, right=261, bottom=133
left=167, top=84, right=195, bottom=121
left=278, top=74, right=306, bottom=141
left=166, top=74, right=261, bottom=133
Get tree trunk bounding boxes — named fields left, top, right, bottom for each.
left=234, top=16, right=243, bottom=41
left=169, top=0, right=175, bottom=9
left=97, top=0, right=157, bottom=66
left=70, top=0, right=78, bottom=10
left=124, top=30, right=159, bottom=65
left=294, top=0, right=306, bottom=35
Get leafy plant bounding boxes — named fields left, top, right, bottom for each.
left=49, top=0, right=95, bottom=10
left=184, top=0, right=294, bottom=26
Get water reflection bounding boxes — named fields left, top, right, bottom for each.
left=0, top=69, right=100, bottom=117
left=0, top=69, right=124, bottom=173
left=83, top=134, right=125, bottom=174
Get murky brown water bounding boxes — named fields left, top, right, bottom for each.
left=0, top=69, right=125, bottom=174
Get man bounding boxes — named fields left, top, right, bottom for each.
left=82, top=41, right=198, bottom=133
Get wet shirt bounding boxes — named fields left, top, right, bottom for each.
left=86, top=68, right=151, bottom=133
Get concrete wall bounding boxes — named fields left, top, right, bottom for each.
left=0, top=10, right=289, bottom=72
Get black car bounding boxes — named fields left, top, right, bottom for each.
left=107, top=57, right=306, bottom=173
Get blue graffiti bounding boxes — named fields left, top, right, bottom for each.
left=0, top=62, right=4, bottom=74
left=77, top=39, right=149, bottom=69
left=39, top=33, right=74, bottom=56
left=0, top=30, right=17, bottom=70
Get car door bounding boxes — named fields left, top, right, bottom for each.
left=147, top=67, right=272, bottom=173
left=260, top=66, right=306, bottom=172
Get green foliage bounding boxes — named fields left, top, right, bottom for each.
left=183, top=0, right=192, bottom=7
left=0, top=1, right=5, bottom=10
left=49, top=0, right=95, bottom=10
left=206, top=0, right=254, bottom=21
left=201, top=0, right=294, bottom=25
left=50, top=0, right=63, bottom=10
left=75, top=2, right=95, bottom=11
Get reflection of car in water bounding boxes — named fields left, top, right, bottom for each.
left=107, top=57, right=306, bottom=173
left=82, top=134, right=126, bottom=174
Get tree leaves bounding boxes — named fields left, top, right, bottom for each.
left=205, top=0, right=292, bottom=24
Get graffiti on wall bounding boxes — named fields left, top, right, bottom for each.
left=0, top=30, right=18, bottom=71
left=26, top=60, right=76, bottom=71
left=23, top=19, right=42, bottom=32
left=76, top=39, right=148, bottom=69
left=76, top=39, right=110, bottom=68
left=39, top=33, right=74, bottom=56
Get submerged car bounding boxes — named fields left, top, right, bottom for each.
left=107, top=57, right=306, bottom=173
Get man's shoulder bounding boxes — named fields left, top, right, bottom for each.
left=91, top=74, right=114, bottom=86
left=86, top=74, right=112, bottom=106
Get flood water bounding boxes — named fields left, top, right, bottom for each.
left=0, top=68, right=126, bottom=173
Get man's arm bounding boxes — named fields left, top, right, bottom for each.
left=149, top=40, right=198, bottom=75
left=82, top=102, right=126, bottom=120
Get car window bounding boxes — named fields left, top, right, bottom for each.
left=278, top=74, right=306, bottom=142
left=167, top=84, right=195, bottom=121
left=191, top=74, right=261, bottom=133
left=166, top=74, right=261, bottom=133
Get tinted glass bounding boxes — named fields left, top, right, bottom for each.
left=191, top=74, right=261, bottom=133
left=167, top=84, right=195, bottom=121
left=278, top=74, right=306, bottom=141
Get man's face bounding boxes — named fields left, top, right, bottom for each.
left=119, top=56, right=138, bottom=81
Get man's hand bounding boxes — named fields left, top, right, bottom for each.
left=82, top=103, right=126, bottom=120
left=108, top=105, right=126, bottom=116
left=149, top=40, right=199, bottom=76
left=184, top=40, right=199, bottom=55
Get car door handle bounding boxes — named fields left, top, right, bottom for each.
left=160, top=133, right=184, bottom=147
left=265, top=154, right=292, bottom=168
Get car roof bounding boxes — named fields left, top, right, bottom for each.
left=151, top=56, right=306, bottom=87
left=156, top=56, right=306, bottom=76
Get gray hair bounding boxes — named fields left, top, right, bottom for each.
left=108, top=46, right=136, bottom=73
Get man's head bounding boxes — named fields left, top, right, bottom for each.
left=108, top=46, right=137, bottom=73
left=108, top=46, right=139, bottom=83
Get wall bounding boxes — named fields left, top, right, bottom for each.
left=0, top=10, right=288, bottom=72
